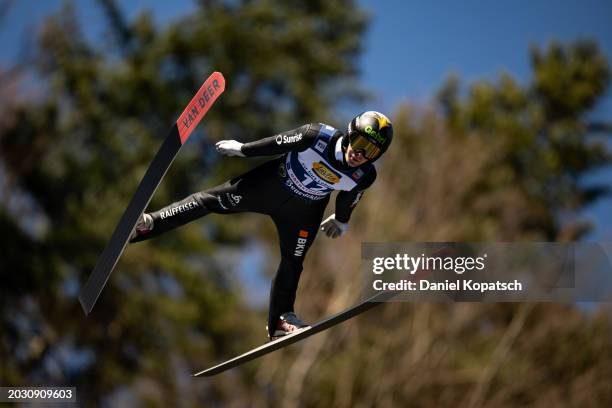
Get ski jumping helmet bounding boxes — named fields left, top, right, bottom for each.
left=347, top=111, right=393, bottom=161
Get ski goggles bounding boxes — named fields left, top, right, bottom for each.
left=349, top=133, right=382, bottom=160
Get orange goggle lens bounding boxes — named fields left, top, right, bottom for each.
left=350, top=134, right=382, bottom=159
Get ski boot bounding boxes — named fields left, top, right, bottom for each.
left=129, top=213, right=154, bottom=242
left=268, top=312, right=310, bottom=341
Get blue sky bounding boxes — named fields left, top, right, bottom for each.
left=357, top=0, right=612, bottom=240
left=1, top=0, right=611, bottom=239
left=359, top=0, right=612, bottom=111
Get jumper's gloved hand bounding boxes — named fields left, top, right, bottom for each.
left=215, top=140, right=245, bottom=157
left=320, top=214, right=348, bottom=239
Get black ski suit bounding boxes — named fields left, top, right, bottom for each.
left=132, top=123, right=377, bottom=335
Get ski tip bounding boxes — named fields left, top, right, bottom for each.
left=193, top=363, right=228, bottom=377
left=210, top=71, right=226, bottom=90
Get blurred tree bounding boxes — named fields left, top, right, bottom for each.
left=0, top=0, right=367, bottom=405
left=436, top=39, right=610, bottom=241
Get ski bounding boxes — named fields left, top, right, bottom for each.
left=79, top=71, right=226, bottom=315
left=194, top=290, right=398, bottom=377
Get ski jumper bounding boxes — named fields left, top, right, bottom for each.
left=131, top=123, right=377, bottom=335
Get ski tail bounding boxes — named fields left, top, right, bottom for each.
left=79, top=72, right=225, bottom=315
